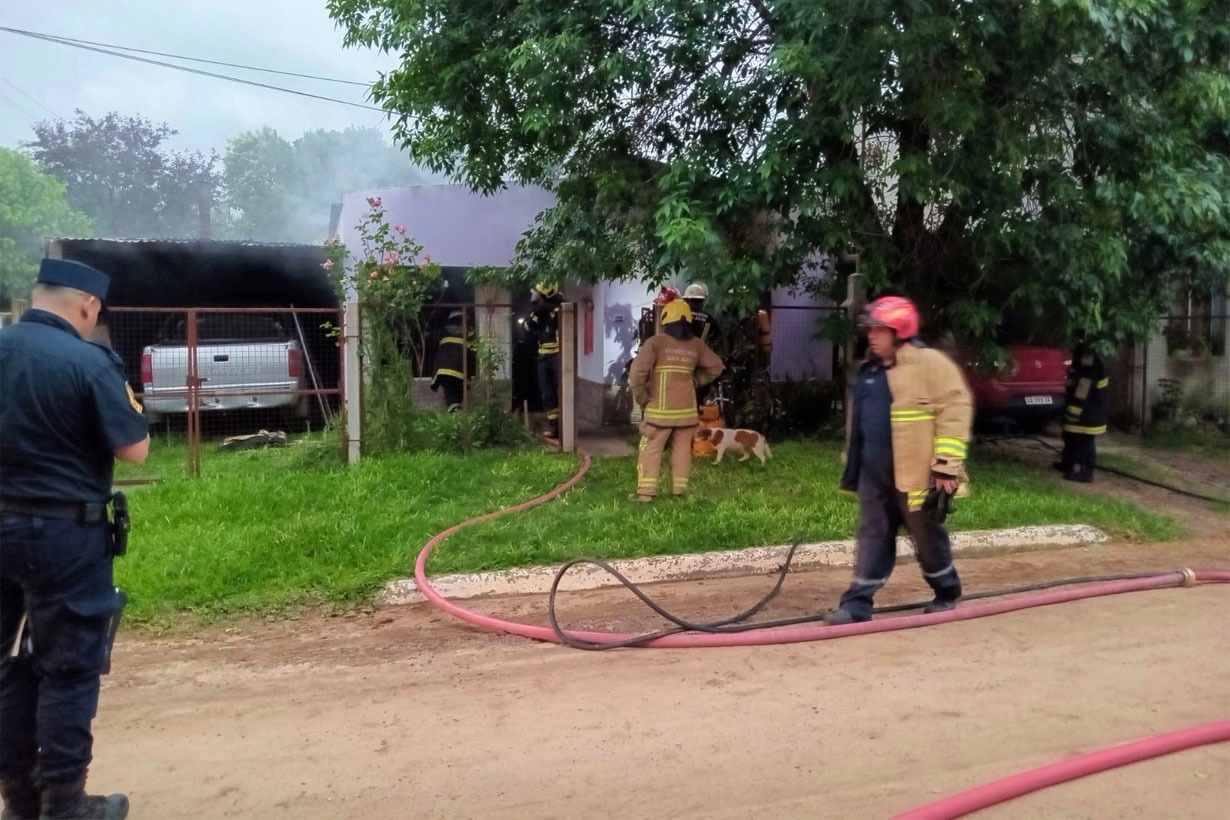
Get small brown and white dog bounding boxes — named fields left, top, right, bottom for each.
left=694, top=428, right=773, bottom=464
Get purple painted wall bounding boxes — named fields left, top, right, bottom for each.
left=339, top=184, right=556, bottom=268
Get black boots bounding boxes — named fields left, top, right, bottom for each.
left=40, top=780, right=128, bottom=820
left=0, top=777, right=39, bottom=820
left=1063, top=463, right=1094, bottom=483
left=923, top=597, right=959, bottom=614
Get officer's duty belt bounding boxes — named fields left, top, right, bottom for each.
left=0, top=497, right=108, bottom=524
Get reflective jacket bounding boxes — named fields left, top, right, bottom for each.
left=841, top=340, right=973, bottom=508
left=433, top=323, right=476, bottom=381
left=526, top=302, right=561, bottom=356
left=1062, top=350, right=1109, bottom=435
left=629, top=332, right=724, bottom=427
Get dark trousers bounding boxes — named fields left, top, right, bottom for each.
left=838, top=473, right=963, bottom=620
left=437, top=375, right=464, bottom=411
left=537, top=354, right=560, bottom=426
left=1, top=515, right=118, bottom=786
left=1059, top=431, right=1097, bottom=475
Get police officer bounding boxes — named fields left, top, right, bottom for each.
left=1, top=259, right=149, bottom=820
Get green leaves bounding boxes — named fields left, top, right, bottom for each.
left=330, top=0, right=1230, bottom=345
left=0, top=147, right=93, bottom=298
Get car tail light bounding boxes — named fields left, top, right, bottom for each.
left=288, top=347, right=304, bottom=379
left=141, top=352, right=152, bottom=385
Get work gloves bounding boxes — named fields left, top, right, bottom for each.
left=922, top=484, right=956, bottom=524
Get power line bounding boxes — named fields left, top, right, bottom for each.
left=0, top=27, right=391, bottom=115
left=0, top=75, right=62, bottom=119
left=15, top=29, right=370, bottom=88
left=0, top=88, right=38, bottom=122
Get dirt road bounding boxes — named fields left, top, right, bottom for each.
left=99, top=535, right=1229, bottom=819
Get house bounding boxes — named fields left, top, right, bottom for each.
left=336, top=184, right=838, bottom=426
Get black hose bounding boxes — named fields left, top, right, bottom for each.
left=547, top=545, right=1175, bottom=650
left=980, top=434, right=1227, bottom=504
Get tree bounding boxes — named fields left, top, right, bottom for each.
left=329, top=0, right=1230, bottom=348
left=27, top=111, right=219, bottom=239
left=0, top=147, right=94, bottom=300
left=221, top=126, right=438, bottom=243
left=222, top=127, right=299, bottom=241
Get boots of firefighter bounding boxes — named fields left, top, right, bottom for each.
left=0, top=776, right=40, bottom=820
left=40, top=778, right=129, bottom=820
left=1064, top=462, right=1093, bottom=483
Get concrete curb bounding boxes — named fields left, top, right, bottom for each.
left=379, top=524, right=1109, bottom=606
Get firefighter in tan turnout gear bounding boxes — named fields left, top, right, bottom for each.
left=628, top=298, right=724, bottom=501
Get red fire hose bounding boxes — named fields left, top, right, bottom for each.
left=414, top=451, right=1230, bottom=648
left=414, top=451, right=1227, bottom=813
left=894, top=719, right=1230, bottom=819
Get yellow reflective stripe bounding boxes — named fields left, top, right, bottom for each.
left=1096, top=377, right=1109, bottom=389
left=656, top=366, right=694, bottom=373
left=435, top=368, right=464, bottom=379
left=658, top=371, right=669, bottom=409
left=1062, top=423, right=1106, bottom=435
left=891, top=409, right=936, bottom=422
left=644, top=408, right=699, bottom=419
left=539, top=343, right=560, bottom=354
left=933, top=437, right=967, bottom=457
left=1066, top=404, right=1083, bottom=416
left=440, top=336, right=464, bottom=345
left=637, top=479, right=658, bottom=487
left=906, top=489, right=928, bottom=511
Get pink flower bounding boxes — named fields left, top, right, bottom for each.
left=418, top=261, right=427, bottom=269
left=370, top=271, right=378, bottom=279
left=394, top=224, right=406, bottom=235
left=423, top=253, right=431, bottom=262
left=384, top=251, right=402, bottom=266
left=321, top=259, right=334, bottom=270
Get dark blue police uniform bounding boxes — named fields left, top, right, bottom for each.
left=0, top=259, right=147, bottom=817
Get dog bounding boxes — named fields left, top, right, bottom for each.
left=694, top=427, right=772, bottom=464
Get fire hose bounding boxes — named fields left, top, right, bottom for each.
left=413, top=451, right=1228, bottom=813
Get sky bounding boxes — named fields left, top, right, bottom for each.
left=0, top=0, right=400, bottom=155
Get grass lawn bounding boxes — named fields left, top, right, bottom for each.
left=115, top=437, right=1179, bottom=627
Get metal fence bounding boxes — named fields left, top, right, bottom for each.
left=107, top=307, right=344, bottom=475
left=1126, top=313, right=1230, bottom=432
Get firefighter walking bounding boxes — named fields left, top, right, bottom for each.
left=628, top=299, right=724, bottom=501
left=824, top=296, right=973, bottom=624
left=430, top=310, right=475, bottom=412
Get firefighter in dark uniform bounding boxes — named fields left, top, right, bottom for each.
left=1, top=259, right=149, bottom=820
left=430, top=310, right=476, bottom=412
left=683, top=282, right=723, bottom=406
left=525, top=282, right=563, bottom=438
left=1055, top=344, right=1109, bottom=483
left=824, top=296, right=972, bottom=625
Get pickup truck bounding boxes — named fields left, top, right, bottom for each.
left=140, top=315, right=307, bottom=423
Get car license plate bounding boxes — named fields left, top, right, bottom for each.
left=1024, top=396, right=1053, bottom=406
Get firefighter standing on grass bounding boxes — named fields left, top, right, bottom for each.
left=823, top=296, right=972, bottom=625
left=1055, top=344, right=1109, bottom=483
left=628, top=297, right=724, bottom=501
left=682, top=282, right=723, bottom=406
left=526, top=282, right=564, bottom=438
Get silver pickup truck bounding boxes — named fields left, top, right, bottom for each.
left=140, top=315, right=307, bottom=423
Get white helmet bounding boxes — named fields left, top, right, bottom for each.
left=683, top=282, right=709, bottom=301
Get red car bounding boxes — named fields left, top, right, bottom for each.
left=955, top=346, right=1071, bottom=433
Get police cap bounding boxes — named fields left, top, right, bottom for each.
left=38, top=258, right=110, bottom=301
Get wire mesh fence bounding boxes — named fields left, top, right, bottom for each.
left=1131, top=313, right=1230, bottom=433
left=107, top=307, right=344, bottom=475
